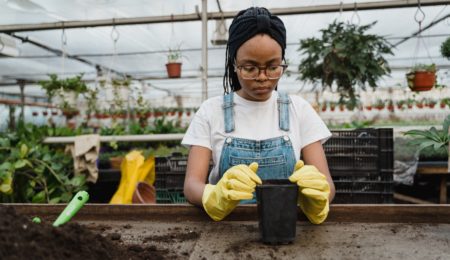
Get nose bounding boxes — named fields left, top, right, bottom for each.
left=256, top=67, right=269, bottom=81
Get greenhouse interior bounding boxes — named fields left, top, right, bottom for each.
left=1, top=0, right=450, bottom=259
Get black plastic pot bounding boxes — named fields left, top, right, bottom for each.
left=256, top=179, right=298, bottom=244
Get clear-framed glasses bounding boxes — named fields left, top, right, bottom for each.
left=234, top=64, right=288, bottom=80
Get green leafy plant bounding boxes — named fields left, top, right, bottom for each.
left=39, top=74, right=89, bottom=114
left=39, top=74, right=88, bottom=98
left=149, top=117, right=187, bottom=134
left=441, top=36, right=450, bottom=60
left=408, top=63, right=436, bottom=73
left=167, top=48, right=182, bottom=63
left=297, top=20, right=393, bottom=103
left=0, top=124, right=87, bottom=203
left=404, top=115, right=450, bottom=158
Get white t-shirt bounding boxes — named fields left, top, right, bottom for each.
left=181, top=91, right=331, bottom=183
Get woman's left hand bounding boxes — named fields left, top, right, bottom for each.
left=289, top=160, right=330, bottom=224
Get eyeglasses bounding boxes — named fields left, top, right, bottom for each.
left=234, top=64, right=288, bottom=80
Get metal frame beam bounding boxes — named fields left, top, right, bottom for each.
left=0, top=0, right=448, bottom=33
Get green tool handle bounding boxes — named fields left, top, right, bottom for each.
left=53, top=191, right=89, bottom=227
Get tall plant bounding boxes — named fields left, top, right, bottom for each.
left=297, top=21, right=393, bottom=103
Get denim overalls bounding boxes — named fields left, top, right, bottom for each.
left=218, top=92, right=297, bottom=203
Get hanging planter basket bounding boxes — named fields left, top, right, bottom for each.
left=166, top=63, right=182, bottom=78
left=406, top=70, right=436, bottom=92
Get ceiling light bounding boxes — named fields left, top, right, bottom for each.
left=0, top=34, right=19, bottom=57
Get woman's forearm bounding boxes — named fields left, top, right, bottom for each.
left=184, top=179, right=206, bottom=206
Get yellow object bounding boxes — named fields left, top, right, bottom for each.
left=109, top=151, right=155, bottom=204
left=289, top=160, right=330, bottom=224
left=202, top=162, right=261, bottom=221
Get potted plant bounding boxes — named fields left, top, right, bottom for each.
left=425, top=98, right=437, bottom=109
left=440, top=98, right=450, bottom=109
left=39, top=74, right=88, bottom=116
left=406, top=98, right=415, bottom=109
left=416, top=99, right=425, bottom=109
left=396, top=100, right=405, bottom=110
left=404, top=115, right=449, bottom=162
left=386, top=100, right=394, bottom=112
left=329, top=101, right=336, bottom=112
left=406, top=64, right=437, bottom=92
left=166, top=48, right=182, bottom=78
left=374, top=99, right=385, bottom=110
left=321, top=102, right=327, bottom=112
left=297, top=21, right=393, bottom=104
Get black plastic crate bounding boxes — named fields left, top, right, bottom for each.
left=155, top=156, right=188, bottom=190
left=332, top=192, right=393, bottom=204
left=153, top=129, right=394, bottom=203
left=156, top=188, right=187, bottom=204
left=155, top=155, right=213, bottom=190
left=326, top=128, right=394, bottom=203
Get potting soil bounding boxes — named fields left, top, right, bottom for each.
left=0, top=205, right=177, bottom=260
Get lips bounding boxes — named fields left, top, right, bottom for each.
left=253, top=87, right=272, bottom=94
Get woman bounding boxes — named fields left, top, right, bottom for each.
left=182, top=7, right=335, bottom=224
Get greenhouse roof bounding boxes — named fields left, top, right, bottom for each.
left=0, top=0, right=449, bottom=105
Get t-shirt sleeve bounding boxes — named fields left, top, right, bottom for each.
left=181, top=103, right=212, bottom=150
left=299, top=100, right=332, bottom=149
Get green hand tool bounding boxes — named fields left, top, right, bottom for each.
left=53, top=191, right=89, bottom=227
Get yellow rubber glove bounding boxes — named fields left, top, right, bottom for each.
left=289, top=160, right=330, bottom=224
left=202, top=162, right=261, bottom=221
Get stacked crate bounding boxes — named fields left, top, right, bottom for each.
left=154, top=155, right=188, bottom=203
left=154, top=128, right=394, bottom=204
left=154, top=154, right=213, bottom=203
left=324, top=128, right=394, bottom=203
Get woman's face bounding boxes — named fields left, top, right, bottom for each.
left=235, top=34, right=283, bottom=102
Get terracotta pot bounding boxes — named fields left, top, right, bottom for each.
left=109, top=156, right=124, bottom=170
left=407, top=71, right=436, bottom=92
left=132, top=182, right=156, bottom=204
left=166, top=62, right=182, bottom=78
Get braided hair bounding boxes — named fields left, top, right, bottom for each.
left=223, top=7, right=287, bottom=93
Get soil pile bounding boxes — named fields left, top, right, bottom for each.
left=0, top=206, right=177, bottom=260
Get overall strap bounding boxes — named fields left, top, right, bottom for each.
left=277, top=91, right=291, bottom=131
left=223, top=92, right=235, bottom=133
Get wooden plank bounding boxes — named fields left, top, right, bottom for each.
left=417, top=165, right=449, bottom=175
left=6, top=204, right=450, bottom=224
left=393, top=193, right=436, bottom=204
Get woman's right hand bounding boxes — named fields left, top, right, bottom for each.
left=202, top=162, right=261, bottom=221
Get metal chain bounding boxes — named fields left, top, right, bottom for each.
left=61, top=27, right=67, bottom=77
left=109, top=18, right=120, bottom=80
left=414, top=0, right=425, bottom=31
left=412, top=0, right=434, bottom=67
left=110, top=24, right=120, bottom=44
left=350, top=2, right=361, bottom=25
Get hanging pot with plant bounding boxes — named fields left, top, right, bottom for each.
left=406, top=64, right=436, bottom=92
left=297, top=20, right=393, bottom=104
left=166, top=48, right=182, bottom=78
